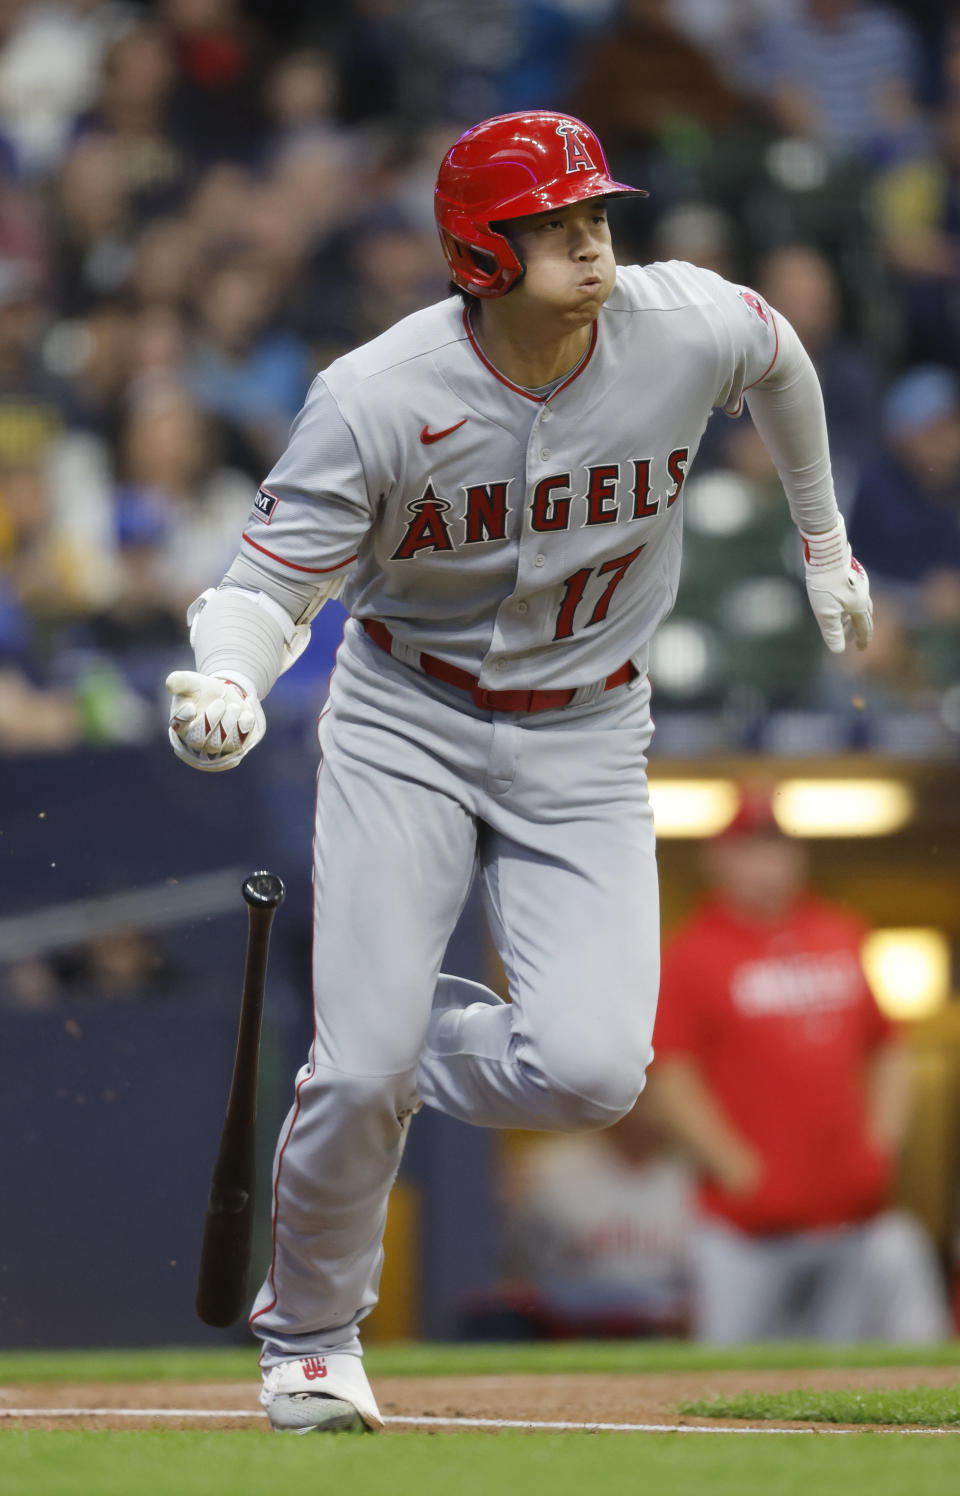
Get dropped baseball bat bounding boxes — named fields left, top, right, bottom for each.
left=195, top=870, right=285, bottom=1328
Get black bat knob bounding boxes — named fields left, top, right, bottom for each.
left=242, top=871, right=286, bottom=910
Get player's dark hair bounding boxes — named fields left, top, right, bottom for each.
left=450, top=282, right=480, bottom=310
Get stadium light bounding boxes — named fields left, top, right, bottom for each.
left=861, top=929, right=951, bottom=1021
left=649, top=779, right=739, bottom=838
left=773, top=779, right=914, bottom=837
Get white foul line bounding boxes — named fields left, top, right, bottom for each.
left=0, top=1408, right=954, bottom=1436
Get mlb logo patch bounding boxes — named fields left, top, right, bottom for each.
left=252, top=486, right=279, bottom=524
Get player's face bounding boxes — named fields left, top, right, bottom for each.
left=704, top=833, right=809, bottom=919
left=501, top=199, right=616, bottom=324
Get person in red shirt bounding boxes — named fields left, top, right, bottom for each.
left=646, top=789, right=950, bottom=1342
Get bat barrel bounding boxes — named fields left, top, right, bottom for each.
left=195, top=871, right=284, bottom=1328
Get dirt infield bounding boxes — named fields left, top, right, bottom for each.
left=2, top=1367, right=958, bottom=1433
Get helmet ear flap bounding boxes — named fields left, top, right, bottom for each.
left=443, top=232, right=496, bottom=276
left=438, top=225, right=524, bottom=298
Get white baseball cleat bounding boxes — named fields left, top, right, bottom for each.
left=260, top=1353, right=385, bottom=1434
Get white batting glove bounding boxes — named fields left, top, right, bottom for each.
left=800, top=515, right=874, bottom=654
left=165, top=670, right=266, bottom=772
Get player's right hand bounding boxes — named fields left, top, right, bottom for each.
left=165, top=670, right=265, bottom=772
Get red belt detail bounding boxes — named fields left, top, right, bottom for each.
left=362, top=619, right=635, bottom=713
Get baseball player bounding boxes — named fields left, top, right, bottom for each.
left=648, top=789, right=950, bottom=1343
left=165, top=111, right=873, bottom=1432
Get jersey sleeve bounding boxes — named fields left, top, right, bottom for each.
left=239, top=376, right=374, bottom=584
left=704, top=272, right=781, bottom=417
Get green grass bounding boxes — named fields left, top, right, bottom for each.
left=1, top=1429, right=959, bottom=1496
left=679, top=1386, right=960, bottom=1427
left=3, top=1338, right=960, bottom=1383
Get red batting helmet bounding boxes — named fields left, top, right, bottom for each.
left=435, top=111, right=647, bottom=299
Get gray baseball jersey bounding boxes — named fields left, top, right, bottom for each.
left=241, top=261, right=778, bottom=689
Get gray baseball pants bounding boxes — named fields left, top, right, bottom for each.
left=250, top=621, right=660, bottom=1366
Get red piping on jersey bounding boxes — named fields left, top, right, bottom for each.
left=252, top=650, right=342, bottom=1347
left=242, top=532, right=358, bottom=574
left=462, top=307, right=597, bottom=403
left=731, top=308, right=781, bottom=415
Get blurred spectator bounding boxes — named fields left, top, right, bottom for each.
left=848, top=365, right=960, bottom=605
left=332, top=0, right=405, bottom=127
left=162, top=0, right=272, bottom=168
left=260, top=47, right=342, bottom=158
left=650, top=200, right=739, bottom=279
left=128, top=214, right=196, bottom=313
left=756, top=243, right=884, bottom=484
left=874, top=75, right=960, bottom=368
left=111, top=380, right=251, bottom=609
left=182, top=161, right=254, bottom=258
left=0, top=0, right=118, bottom=178
left=645, top=788, right=951, bottom=1342
left=73, top=22, right=187, bottom=221
left=73, top=479, right=185, bottom=697
left=306, top=210, right=448, bottom=356
left=497, top=0, right=615, bottom=118
left=128, top=306, right=188, bottom=392
left=573, top=0, right=750, bottom=164
left=486, top=1107, right=693, bottom=1339
left=669, top=0, right=799, bottom=82
left=0, top=259, right=76, bottom=459
left=184, top=258, right=310, bottom=473
left=745, top=0, right=927, bottom=163
left=54, top=134, right=136, bottom=314
left=55, top=300, right=135, bottom=441
left=848, top=363, right=960, bottom=691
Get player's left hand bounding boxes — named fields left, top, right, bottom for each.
left=800, top=516, right=873, bottom=654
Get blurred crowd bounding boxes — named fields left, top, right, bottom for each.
left=2, top=0, right=960, bottom=755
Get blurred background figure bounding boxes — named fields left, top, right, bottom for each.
left=755, top=243, right=883, bottom=487
left=848, top=364, right=960, bottom=697
left=468, top=1108, right=693, bottom=1340
left=849, top=365, right=960, bottom=607
left=184, top=256, right=311, bottom=474
left=743, top=0, right=927, bottom=163
left=645, top=787, right=951, bottom=1343
left=573, top=0, right=750, bottom=166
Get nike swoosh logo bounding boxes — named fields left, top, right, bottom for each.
left=420, top=418, right=467, bottom=444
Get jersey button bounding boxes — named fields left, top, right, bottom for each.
left=540, top=448, right=550, bottom=460
left=534, top=554, right=545, bottom=567
left=515, top=601, right=528, bottom=615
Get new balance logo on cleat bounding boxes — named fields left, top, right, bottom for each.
left=301, top=1356, right=328, bottom=1381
